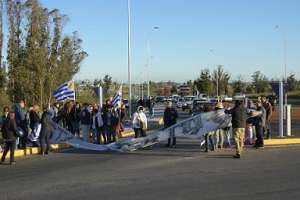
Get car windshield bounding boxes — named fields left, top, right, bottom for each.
left=184, top=97, right=194, bottom=101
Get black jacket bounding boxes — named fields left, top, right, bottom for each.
left=40, top=111, right=55, bottom=136
left=164, top=107, right=178, bottom=127
left=29, top=110, right=41, bottom=129
left=225, top=104, right=247, bottom=128
left=102, top=110, right=119, bottom=127
left=1, top=117, right=18, bottom=141
left=80, top=108, right=92, bottom=125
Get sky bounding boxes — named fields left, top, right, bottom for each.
left=34, top=0, right=300, bottom=82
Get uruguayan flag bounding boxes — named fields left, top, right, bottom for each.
left=53, top=81, right=75, bottom=102
left=111, top=86, right=122, bottom=108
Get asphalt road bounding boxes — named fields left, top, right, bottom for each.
left=1, top=140, right=300, bottom=200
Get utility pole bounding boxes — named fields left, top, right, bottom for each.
left=146, top=26, right=159, bottom=99
left=127, top=0, right=132, bottom=118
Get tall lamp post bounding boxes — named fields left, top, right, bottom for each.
left=275, top=25, right=288, bottom=113
left=146, top=26, right=159, bottom=98
left=127, top=0, right=132, bottom=118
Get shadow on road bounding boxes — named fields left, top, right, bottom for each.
left=205, top=154, right=236, bottom=159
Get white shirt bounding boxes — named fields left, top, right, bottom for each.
left=132, top=111, right=147, bottom=129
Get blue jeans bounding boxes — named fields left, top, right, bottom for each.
left=81, top=124, right=90, bottom=142
left=39, top=131, right=51, bottom=154
left=255, top=125, right=264, bottom=147
left=264, top=122, right=272, bottom=138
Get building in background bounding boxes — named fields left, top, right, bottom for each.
left=178, top=84, right=191, bottom=96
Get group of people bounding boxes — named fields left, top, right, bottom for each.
left=0, top=98, right=131, bottom=165
left=0, top=95, right=274, bottom=164
left=205, top=96, right=273, bottom=159
left=0, top=101, right=57, bottom=164
left=52, top=100, right=126, bottom=144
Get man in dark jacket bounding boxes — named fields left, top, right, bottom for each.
left=164, top=101, right=178, bottom=147
left=70, top=102, right=81, bottom=137
left=225, top=100, right=247, bottom=158
left=80, top=103, right=92, bottom=142
left=1, top=111, right=18, bottom=165
left=39, top=108, right=55, bottom=155
left=102, top=106, right=119, bottom=143
left=15, top=100, right=28, bottom=149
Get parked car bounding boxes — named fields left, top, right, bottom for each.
left=221, top=95, right=233, bottom=102
left=182, top=96, right=196, bottom=111
left=192, top=100, right=214, bottom=115
left=233, top=93, right=246, bottom=100
left=155, top=96, right=167, bottom=103
left=176, top=98, right=185, bottom=108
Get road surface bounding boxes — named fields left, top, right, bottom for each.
left=1, top=140, right=300, bottom=200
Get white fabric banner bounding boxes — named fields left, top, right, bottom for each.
left=50, top=110, right=231, bottom=152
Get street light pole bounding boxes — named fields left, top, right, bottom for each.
left=127, top=0, right=132, bottom=118
left=146, top=26, right=159, bottom=99
left=275, top=25, right=288, bottom=115
left=284, top=36, right=288, bottom=110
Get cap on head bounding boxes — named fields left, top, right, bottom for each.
left=215, top=102, right=224, bottom=109
left=138, top=106, right=144, bottom=111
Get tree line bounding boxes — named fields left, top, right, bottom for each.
left=192, top=66, right=300, bottom=96
left=0, top=0, right=87, bottom=108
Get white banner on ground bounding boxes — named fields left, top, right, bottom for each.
left=50, top=109, right=231, bottom=152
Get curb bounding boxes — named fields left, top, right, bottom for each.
left=264, top=138, right=300, bottom=146
left=0, top=144, right=70, bottom=159
left=120, top=130, right=135, bottom=138
left=0, top=117, right=164, bottom=159
left=2, top=137, right=300, bottom=159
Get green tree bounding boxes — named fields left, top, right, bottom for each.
left=212, top=65, right=231, bottom=96
left=251, top=71, right=270, bottom=93
left=194, top=68, right=213, bottom=95
left=4, top=0, right=87, bottom=107
left=6, top=0, right=25, bottom=103
left=171, top=84, right=177, bottom=94
left=232, top=75, right=247, bottom=93
left=287, top=73, right=299, bottom=91
left=24, top=0, right=50, bottom=106
left=102, top=75, right=112, bottom=99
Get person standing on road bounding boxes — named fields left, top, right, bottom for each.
left=103, top=105, right=119, bottom=143
left=15, top=100, right=28, bottom=149
left=92, top=107, right=105, bottom=144
left=132, top=106, right=148, bottom=138
left=80, top=103, right=92, bottom=142
left=39, top=107, right=55, bottom=155
left=225, top=100, right=247, bottom=159
left=1, top=111, right=18, bottom=165
left=214, top=102, right=225, bottom=150
left=261, top=96, right=273, bottom=139
left=70, top=102, right=81, bottom=137
left=147, top=97, right=155, bottom=118
left=251, top=101, right=266, bottom=149
left=163, top=101, right=178, bottom=147
left=203, top=105, right=215, bottom=152
left=28, top=105, right=41, bottom=147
